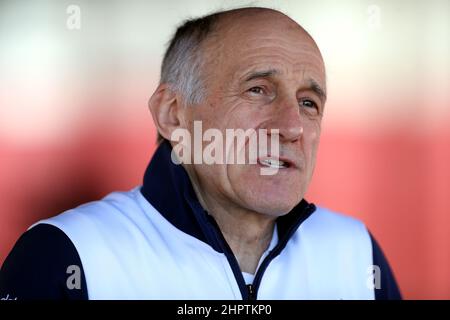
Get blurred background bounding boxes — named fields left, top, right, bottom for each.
left=0, top=0, right=449, bottom=299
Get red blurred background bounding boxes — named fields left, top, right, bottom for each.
left=1, top=0, right=449, bottom=299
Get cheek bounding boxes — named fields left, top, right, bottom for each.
left=303, top=121, right=321, bottom=163
left=305, top=119, right=321, bottom=143
left=309, top=128, right=321, bottom=150
left=195, top=163, right=231, bottom=199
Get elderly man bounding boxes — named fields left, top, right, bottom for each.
left=0, top=7, right=401, bottom=300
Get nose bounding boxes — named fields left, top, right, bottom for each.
left=265, top=96, right=303, bottom=143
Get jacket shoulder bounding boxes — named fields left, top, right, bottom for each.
left=304, top=206, right=369, bottom=237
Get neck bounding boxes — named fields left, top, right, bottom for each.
left=212, top=206, right=276, bottom=274
left=185, top=167, right=276, bottom=274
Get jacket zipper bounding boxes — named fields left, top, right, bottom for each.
left=246, top=203, right=316, bottom=300
left=247, top=284, right=256, bottom=300
left=207, top=203, right=316, bottom=300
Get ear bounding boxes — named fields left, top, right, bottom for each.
left=148, top=84, right=184, bottom=142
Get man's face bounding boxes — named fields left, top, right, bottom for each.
left=182, top=14, right=326, bottom=217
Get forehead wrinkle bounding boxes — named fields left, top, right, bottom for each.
left=238, top=63, right=325, bottom=87
left=236, top=42, right=319, bottom=61
left=231, top=44, right=325, bottom=76
left=243, top=68, right=280, bottom=82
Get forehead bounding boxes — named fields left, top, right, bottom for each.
left=206, top=13, right=325, bottom=85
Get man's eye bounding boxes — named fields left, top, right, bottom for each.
left=300, top=99, right=317, bottom=109
left=248, top=86, right=264, bottom=94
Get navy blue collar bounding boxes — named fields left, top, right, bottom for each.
left=140, top=140, right=316, bottom=253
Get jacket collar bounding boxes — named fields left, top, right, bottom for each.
left=140, top=140, right=316, bottom=253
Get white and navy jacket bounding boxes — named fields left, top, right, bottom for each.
left=0, top=141, right=401, bottom=300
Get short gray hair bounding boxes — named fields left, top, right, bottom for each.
left=157, top=12, right=223, bottom=143
left=161, top=16, right=220, bottom=104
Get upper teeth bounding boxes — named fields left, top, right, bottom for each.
left=260, top=159, right=287, bottom=168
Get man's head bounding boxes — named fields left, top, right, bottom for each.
left=149, top=7, right=326, bottom=218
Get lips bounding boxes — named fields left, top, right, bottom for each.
left=258, top=158, right=288, bottom=169
left=257, top=156, right=296, bottom=169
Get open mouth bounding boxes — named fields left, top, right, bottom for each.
left=258, top=158, right=291, bottom=169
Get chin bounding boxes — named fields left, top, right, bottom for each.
left=252, top=202, right=298, bottom=217
left=228, top=164, right=309, bottom=216
left=239, top=184, right=304, bottom=217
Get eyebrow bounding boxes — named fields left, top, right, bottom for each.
left=308, top=79, right=327, bottom=102
left=243, top=69, right=327, bottom=102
